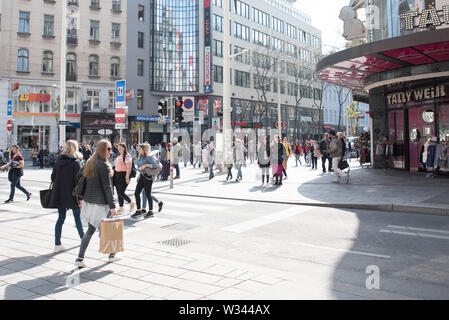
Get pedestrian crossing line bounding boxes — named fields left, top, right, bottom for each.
left=221, top=207, right=309, bottom=233
left=166, top=202, right=225, bottom=212
left=137, top=217, right=177, bottom=227
left=160, top=209, right=203, bottom=218
left=380, top=229, right=449, bottom=240
left=387, top=225, right=449, bottom=235
left=291, top=241, right=391, bottom=259
left=152, top=193, right=243, bottom=205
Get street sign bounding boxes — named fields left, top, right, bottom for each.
left=115, top=108, right=126, bottom=123
left=183, top=97, right=195, bottom=123
left=184, top=98, right=194, bottom=110
left=115, top=123, right=126, bottom=130
left=115, top=80, right=126, bottom=106
left=58, top=121, right=71, bottom=126
left=7, top=100, right=12, bottom=117
left=7, top=119, right=13, bottom=132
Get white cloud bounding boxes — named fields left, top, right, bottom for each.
left=294, top=0, right=349, bottom=53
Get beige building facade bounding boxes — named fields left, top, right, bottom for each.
left=0, top=0, right=127, bottom=154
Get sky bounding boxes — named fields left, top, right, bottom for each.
left=294, top=0, right=350, bottom=54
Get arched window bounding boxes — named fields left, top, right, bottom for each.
left=66, top=53, right=76, bottom=81
left=110, top=57, right=120, bottom=78
left=17, top=49, right=29, bottom=72
left=42, top=51, right=53, bottom=73
left=89, top=55, right=99, bottom=77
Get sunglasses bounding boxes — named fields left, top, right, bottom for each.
left=107, top=147, right=112, bottom=151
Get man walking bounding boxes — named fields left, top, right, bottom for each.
left=207, top=141, right=216, bottom=180
left=329, top=131, right=349, bottom=184
left=172, top=138, right=182, bottom=179
left=319, top=133, right=332, bottom=174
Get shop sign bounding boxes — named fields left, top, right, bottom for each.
left=204, top=0, right=212, bottom=93
left=387, top=84, right=447, bottom=105
left=19, top=93, right=51, bottom=103
left=231, top=121, right=263, bottom=128
left=400, top=6, right=449, bottom=30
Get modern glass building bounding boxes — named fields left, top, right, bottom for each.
left=150, top=0, right=200, bottom=92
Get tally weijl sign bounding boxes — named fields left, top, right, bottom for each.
left=400, top=6, right=449, bottom=30
left=387, top=85, right=447, bottom=105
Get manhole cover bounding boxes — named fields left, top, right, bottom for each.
left=162, top=223, right=197, bottom=231
left=157, top=238, right=191, bottom=247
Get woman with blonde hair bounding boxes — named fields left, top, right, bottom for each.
left=75, top=139, right=117, bottom=268
left=48, top=140, right=84, bottom=253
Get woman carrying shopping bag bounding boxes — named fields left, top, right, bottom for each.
left=74, top=140, right=118, bottom=268
left=48, top=140, right=84, bottom=253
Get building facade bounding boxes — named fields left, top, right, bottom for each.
left=0, top=0, right=127, bottom=155
left=318, top=0, right=449, bottom=172
left=125, top=0, right=323, bottom=144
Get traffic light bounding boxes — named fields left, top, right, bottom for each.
left=158, top=99, right=168, bottom=116
left=175, top=97, right=184, bottom=122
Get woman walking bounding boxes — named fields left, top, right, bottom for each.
left=234, top=139, right=247, bottom=182
left=49, top=140, right=84, bottom=253
left=258, top=137, right=271, bottom=186
left=1, top=145, right=32, bottom=203
left=207, top=141, right=216, bottom=180
left=113, top=143, right=135, bottom=215
left=75, top=140, right=117, bottom=268
left=271, top=136, right=285, bottom=186
left=160, top=142, right=169, bottom=181
left=131, top=144, right=158, bottom=219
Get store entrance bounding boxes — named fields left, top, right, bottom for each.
left=408, top=105, right=436, bottom=171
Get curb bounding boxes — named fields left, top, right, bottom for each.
left=152, top=191, right=449, bottom=217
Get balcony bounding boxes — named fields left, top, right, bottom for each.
left=67, top=36, right=78, bottom=46
left=111, top=5, right=122, bottom=13
left=68, top=0, right=78, bottom=6
left=110, top=39, right=122, bottom=48
left=66, top=73, right=77, bottom=82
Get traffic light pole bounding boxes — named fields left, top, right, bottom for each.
left=169, top=94, right=174, bottom=190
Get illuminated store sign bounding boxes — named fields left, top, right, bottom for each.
left=387, top=84, right=447, bottom=105
left=400, top=6, right=449, bottom=30
left=19, top=93, right=51, bottom=103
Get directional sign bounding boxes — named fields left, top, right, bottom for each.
left=58, top=121, right=71, bottom=126
left=115, top=107, right=126, bottom=123
left=115, top=80, right=126, bottom=106
left=7, top=119, right=13, bottom=132
left=7, top=100, right=12, bottom=117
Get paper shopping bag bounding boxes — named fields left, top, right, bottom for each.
left=99, top=219, right=124, bottom=254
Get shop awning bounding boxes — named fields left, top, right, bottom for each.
left=316, top=29, right=449, bottom=92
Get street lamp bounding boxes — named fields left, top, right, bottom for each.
left=59, top=0, right=68, bottom=147
left=223, top=0, right=232, bottom=159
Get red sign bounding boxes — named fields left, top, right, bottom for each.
left=7, top=120, right=12, bottom=132
left=275, top=121, right=288, bottom=129
left=12, top=83, right=19, bottom=92
left=125, top=89, right=133, bottom=101
left=231, top=121, right=263, bottom=128
left=115, top=108, right=126, bottom=124
left=19, top=93, right=51, bottom=103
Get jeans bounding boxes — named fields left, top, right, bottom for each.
left=114, top=172, right=132, bottom=207
left=295, top=154, right=302, bottom=166
left=142, top=191, right=159, bottom=209
left=55, top=208, right=84, bottom=246
left=226, top=166, right=233, bottom=180
left=9, top=175, right=30, bottom=200
left=236, top=160, right=243, bottom=180
left=322, top=154, right=332, bottom=173
left=135, top=175, right=153, bottom=211
left=174, top=164, right=180, bottom=177
left=311, top=156, right=318, bottom=169
left=78, top=224, right=96, bottom=259
left=209, top=162, right=215, bottom=179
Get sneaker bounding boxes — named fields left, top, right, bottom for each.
left=144, top=212, right=154, bottom=219
left=26, top=193, right=32, bottom=201
left=74, top=258, right=87, bottom=268
left=131, top=211, right=143, bottom=219
left=158, top=202, right=163, bottom=212
left=345, top=174, right=350, bottom=184
left=117, top=207, right=125, bottom=215
left=129, top=202, right=136, bottom=213
left=4, top=199, right=13, bottom=203
left=141, top=209, right=147, bottom=214
left=54, top=245, right=66, bottom=253
left=108, top=255, right=121, bottom=263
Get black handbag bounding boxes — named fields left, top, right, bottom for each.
left=72, top=174, right=87, bottom=200
left=40, top=183, right=56, bottom=209
left=339, top=159, right=350, bottom=170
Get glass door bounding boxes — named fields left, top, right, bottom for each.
left=408, top=106, right=435, bottom=171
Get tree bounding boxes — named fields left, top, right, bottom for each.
left=346, top=101, right=360, bottom=136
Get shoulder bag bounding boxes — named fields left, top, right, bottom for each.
left=72, top=174, right=87, bottom=200
left=40, top=183, right=56, bottom=209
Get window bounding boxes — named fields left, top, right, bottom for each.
left=233, top=22, right=250, bottom=41
left=287, top=82, right=298, bottom=96
left=272, top=17, right=284, bottom=34
left=39, top=90, right=51, bottom=113
left=90, top=21, right=100, bottom=40
left=285, top=43, right=296, bottom=57
left=42, top=51, right=53, bottom=73
left=213, top=39, right=223, bottom=58
left=138, top=32, right=144, bottom=48
left=234, top=70, right=250, bottom=88
left=213, top=14, right=223, bottom=33
left=253, top=74, right=270, bottom=92
left=108, top=90, right=115, bottom=109
left=138, top=59, right=144, bottom=76
left=213, top=65, right=223, bottom=83
left=285, top=23, right=297, bottom=39
left=112, top=23, right=120, bottom=42
left=280, top=80, right=285, bottom=94
left=138, top=5, right=144, bottom=21
left=89, top=55, right=99, bottom=77
left=66, top=90, right=77, bottom=114
left=230, top=0, right=250, bottom=19
left=252, top=30, right=269, bottom=47
left=252, top=52, right=271, bottom=69
left=17, top=49, right=29, bottom=72
left=66, top=53, right=76, bottom=81
left=137, top=89, right=144, bottom=110
left=272, top=37, right=284, bottom=52
left=19, top=12, right=30, bottom=33
left=214, top=0, right=223, bottom=8
left=234, top=46, right=250, bottom=64
left=43, top=15, right=54, bottom=36
left=110, top=57, right=120, bottom=78
left=87, top=90, right=100, bottom=110
left=252, top=8, right=269, bottom=27
left=112, top=0, right=121, bottom=11
left=91, top=0, right=100, bottom=8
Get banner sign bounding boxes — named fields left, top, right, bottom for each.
left=204, top=0, right=212, bottom=93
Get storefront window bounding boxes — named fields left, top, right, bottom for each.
left=439, top=104, right=449, bottom=142
left=66, top=90, right=77, bottom=114
left=87, top=90, right=100, bottom=110
left=17, top=126, right=50, bottom=150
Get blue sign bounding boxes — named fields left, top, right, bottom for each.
left=115, top=80, right=126, bottom=106
left=135, top=116, right=169, bottom=123
left=184, top=99, right=194, bottom=109
left=205, top=85, right=212, bottom=93
left=7, top=100, right=12, bottom=117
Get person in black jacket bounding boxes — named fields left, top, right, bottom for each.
left=271, top=136, right=285, bottom=186
left=258, top=136, right=271, bottom=186
left=49, top=140, right=84, bottom=253
left=319, top=133, right=332, bottom=174
left=75, top=139, right=117, bottom=268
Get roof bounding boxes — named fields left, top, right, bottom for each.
left=316, top=29, right=449, bottom=92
